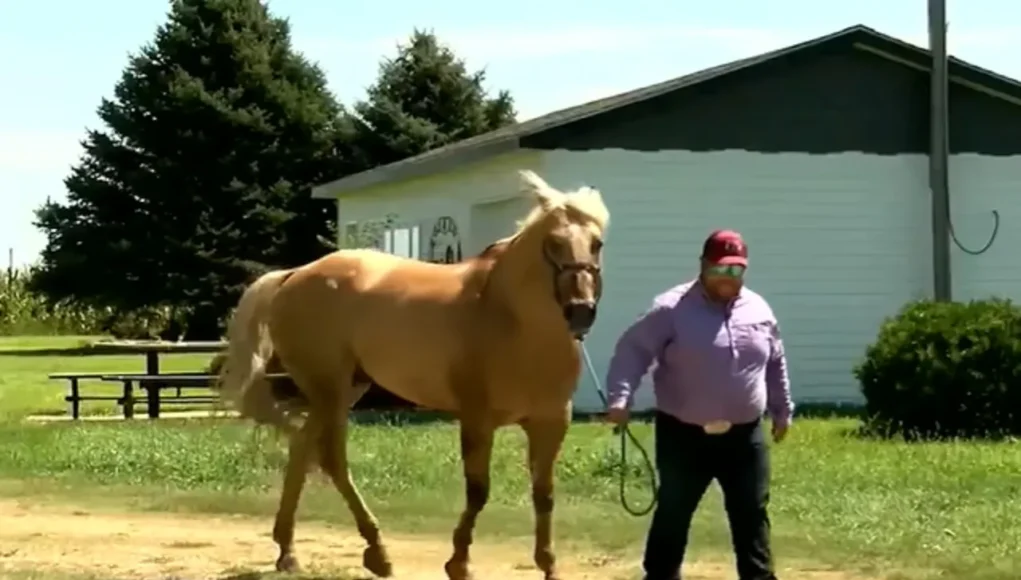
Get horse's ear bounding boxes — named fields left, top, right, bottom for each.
left=519, top=170, right=558, bottom=210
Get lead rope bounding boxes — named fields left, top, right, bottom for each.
left=579, top=341, right=658, bottom=517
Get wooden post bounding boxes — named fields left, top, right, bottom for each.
left=122, top=381, right=135, bottom=419
left=145, top=351, right=160, bottom=375
left=145, top=383, right=160, bottom=419
left=70, top=379, right=81, bottom=420
left=145, top=350, right=160, bottom=419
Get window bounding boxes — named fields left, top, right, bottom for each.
left=382, top=225, right=421, bottom=259
left=341, top=217, right=421, bottom=260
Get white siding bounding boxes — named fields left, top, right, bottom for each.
left=949, top=155, right=1021, bottom=301
left=335, top=151, right=544, bottom=257
left=326, top=148, right=936, bottom=411
left=541, top=150, right=931, bottom=409
left=469, top=197, right=531, bottom=253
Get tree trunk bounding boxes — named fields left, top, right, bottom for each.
left=183, top=305, right=223, bottom=340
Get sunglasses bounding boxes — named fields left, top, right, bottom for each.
left=705, top=264, right=746, bottom=278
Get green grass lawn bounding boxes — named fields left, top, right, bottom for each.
left=0, top=335, right=215, bottom=419
left=1, top=336, right=1020, bottom=580
left=0, top=418, right=1018, bottom=580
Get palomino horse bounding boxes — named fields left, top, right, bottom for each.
left=216, top=170, right=609, bottom=580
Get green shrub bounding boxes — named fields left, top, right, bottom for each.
left=100, top=306, right=184, bottom=340
left=854, top=298, right=1021, bottom=440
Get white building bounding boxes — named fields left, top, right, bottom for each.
left=312, top=25, right=1021, bottom=412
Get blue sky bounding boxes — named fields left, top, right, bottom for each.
left=1, top=0, right=1018, bottom=266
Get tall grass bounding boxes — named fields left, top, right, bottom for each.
left=0, top=268, right=106, bottom=336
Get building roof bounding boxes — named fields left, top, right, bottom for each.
left=312, top=24, right=1021, bottom=199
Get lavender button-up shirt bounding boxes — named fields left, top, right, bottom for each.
left=605, top=281, right=794, bottom=427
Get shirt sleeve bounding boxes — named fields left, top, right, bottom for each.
left=765, top=320, right=795, bottom=427
left=604, top=300, right=674, bottom=410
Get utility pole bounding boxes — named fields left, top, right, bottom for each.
left=929, top=0, right=952, bottom=301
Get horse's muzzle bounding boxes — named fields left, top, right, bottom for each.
left=563, top=302, right=597, bottom=338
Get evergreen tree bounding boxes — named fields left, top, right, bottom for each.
left=32, top=0, right=355, bottom=337
left=353, top=30, right=517, bottom=166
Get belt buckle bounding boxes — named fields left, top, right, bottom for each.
left=703, top=420, right=732, bottom=435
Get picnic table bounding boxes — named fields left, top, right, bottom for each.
left=91, top=340, right=227, bottom=375
left=48, top=340, right=228, bottom=420
left=47, top=340, right=413, bottom=419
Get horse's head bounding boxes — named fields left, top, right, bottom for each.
left=516, top=170, right=610, bottom=339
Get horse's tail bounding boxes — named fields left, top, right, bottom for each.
left=216, top=268, right=297, bottom=433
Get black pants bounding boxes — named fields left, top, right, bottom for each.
left=643, top=412, right=776, bottom=580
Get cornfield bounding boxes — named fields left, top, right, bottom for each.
left=0, top=268, right=106, bottom=335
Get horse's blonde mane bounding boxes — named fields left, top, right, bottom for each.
left=514, top=170, right=610, bottom=234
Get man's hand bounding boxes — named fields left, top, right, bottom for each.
left=771, top=420, right=790, bottom=443
left=606, top=406, right=630, bottom=426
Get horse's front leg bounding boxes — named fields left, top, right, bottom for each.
left=444, top=419, right=495, bottom=580
left=521, top=410, right=570, bottom=580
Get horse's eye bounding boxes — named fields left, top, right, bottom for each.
left=591, top=239, right=604, bottom=253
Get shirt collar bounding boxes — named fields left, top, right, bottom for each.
left=693, top=279, right=743, bottom=311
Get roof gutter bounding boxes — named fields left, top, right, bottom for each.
left=311, top=138, right=521, bottom=199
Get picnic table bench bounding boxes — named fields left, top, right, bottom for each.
left=46, top=338, right=413, bottom=419
left=49, top=372, right=135, bottom=420
left=48, top=371, right=219, bottom=419
left=49, top=370, right=294, bottom=419
left=101, top=372, right=294, bottom=419
left=101, top=373, right=221, bottom=419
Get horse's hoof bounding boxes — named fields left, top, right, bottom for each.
left=535, top=550, right=559, bottom=580
left=443, top=559, right=474, bottom=580
left=275, top=552, right=300, bottom=573
left=540, top=566, right=561, bottom=580
left=363, top=544, right=394, bottom=577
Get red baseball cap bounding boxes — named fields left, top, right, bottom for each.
left=701, top=230, right=748, bottom=266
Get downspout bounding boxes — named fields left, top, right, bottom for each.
left=929, top=0, right=952, bottom=301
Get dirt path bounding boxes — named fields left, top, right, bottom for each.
left=0, top=499, right=867, bottom=580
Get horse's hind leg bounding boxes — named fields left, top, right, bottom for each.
left=317, top=375, right=392, bottom=577
left=444, top=419, right=495, bottom=580
left=521, top=412, right=570, bottom=580
left=272, top=414, right=320, bottom=572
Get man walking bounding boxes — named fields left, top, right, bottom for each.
left=605, top=229, right=794, bottom=580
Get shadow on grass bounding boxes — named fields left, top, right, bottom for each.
left=0, top=346, right=101, bottom=357
left=792, top=402, right=865, bottom=419
left=841, top=419, right=1021, bottom=443
left=573, top=402, right=865, bottom=423
left=16, top=402, right=870, bottom=427
left=222, top=573, right=370, bottom=580
left=841, top=421, right=975, bottom=442
left=349, top=410, right=453, bottom=426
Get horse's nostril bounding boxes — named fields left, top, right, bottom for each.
left=562, top=303, right=597, bottom=333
